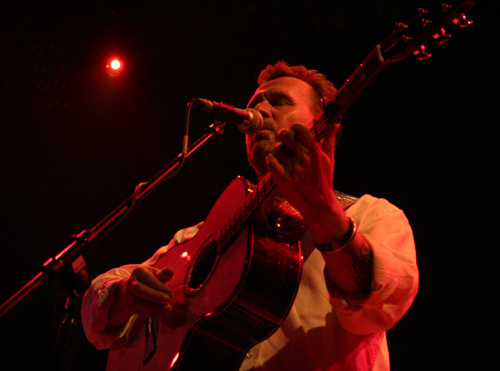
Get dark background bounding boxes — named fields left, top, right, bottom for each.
left=1, top=1, right=497, bottom=370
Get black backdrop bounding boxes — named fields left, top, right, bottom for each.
left=1, top=1, right=497, bottom=370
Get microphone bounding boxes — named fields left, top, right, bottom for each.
left=192, top=98, right=264, bottom=134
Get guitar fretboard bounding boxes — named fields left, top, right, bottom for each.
left=327, top=46, right=386, bottom=124
left=216, top=174, right=275, bottom=252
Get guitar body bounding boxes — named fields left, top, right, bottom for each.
left=107, top=176, right=302, bottom=370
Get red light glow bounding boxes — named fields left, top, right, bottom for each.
left=110, top=59, right=121, bottom=70
left=105, top=57, right=124, bottom=77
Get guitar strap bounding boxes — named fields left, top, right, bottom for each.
left=265, top=191, right=359, bottom=242
left=335, top=190, right=359, bottom=210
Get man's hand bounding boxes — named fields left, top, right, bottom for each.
left=108, top=266, right=174, bottom=328
left=267, top=122, right=373, bottom=297
left=266, top=122, right=350, bottom=243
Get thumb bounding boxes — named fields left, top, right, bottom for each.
left=157, top=268, right=174, bottom=282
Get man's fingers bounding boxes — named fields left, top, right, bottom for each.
left=277, top=126, right=313, bottom=156
left=128, top=279, right=173, bottom=304
left=119, top=266, right=176, bottom=319
left=276, top=129, right=296, bottom=152
left=273, top=141, right=295, bottom=165
left=291, top=124, right=315, bottom=150
left=157, top=268, right=174, bottom=282
left=267, top=153, right=289, bottom=181
left=131, top=266, right=173, bottom=297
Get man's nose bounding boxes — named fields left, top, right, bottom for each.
left=253, top=101, right=272, bottom=118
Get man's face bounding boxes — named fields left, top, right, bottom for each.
left=245, top=76, right=319, bottom=178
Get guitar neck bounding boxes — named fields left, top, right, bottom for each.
left=320, top=0, right=478, bottom=126
left=217, top=174, right=276, bottom=252
left=317, top=45, right=388, bottom=131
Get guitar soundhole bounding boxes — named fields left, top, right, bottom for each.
left=186, top=238, right=219, bottom=295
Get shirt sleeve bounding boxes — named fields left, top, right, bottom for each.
left=81, top=222, right=203, bottom=350
left=327, top=195, right=419, bottom=335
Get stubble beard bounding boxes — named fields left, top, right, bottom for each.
left=247, top=137, right=277, bottom=179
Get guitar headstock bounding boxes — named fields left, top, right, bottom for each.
left=380, top=0, right=477, bottom=63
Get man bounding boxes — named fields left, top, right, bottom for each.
left=82, top=61, right=419, bottom=370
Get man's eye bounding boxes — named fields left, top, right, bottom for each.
left=271, top=98, right=290, bottom=106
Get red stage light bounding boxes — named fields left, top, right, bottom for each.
left=106, top=57, right=124, bottom=77
left=110, top=59, right=121, bottom=70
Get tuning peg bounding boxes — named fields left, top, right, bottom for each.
left=441, top=3, right=453, bottom=12
left=421, top=18, right=432, bottom=27
left=433, top=27, right=452, bottom=44
left=453, top=13, right=473, bottom=27
left=412, top=44, right=432, bottom=60
left=395, top=22, right=408, bottom=30
left=417, top=8, right=433, bottom=27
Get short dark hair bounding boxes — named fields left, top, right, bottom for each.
left=257, top=61, right=337, bottom=105
left=257, top=61, right=342, bottom=142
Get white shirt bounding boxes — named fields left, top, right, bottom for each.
left=82, top=194, right=418, bottom=370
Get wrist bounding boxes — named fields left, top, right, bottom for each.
left=314, top=216, right=357, bottom=253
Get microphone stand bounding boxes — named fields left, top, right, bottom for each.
left=0, top=120, right=226, bottom=369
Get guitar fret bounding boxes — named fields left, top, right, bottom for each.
left=237, top=207, right=244, bottom=228
left=255, top=186, right=264, bottom=203
left=230, top=218, right=237, bottom=239
left=311, top=115, right=327, bottom=138
left=363, top=48, right=383, bottom=77
left=244, top=197, right=252, bottom=218
left=263, top=176, right=274, bottom=197
left=241, top=199, right=248, bottom=221
left=331, top=47, right=385, bottom=122
left=228, top=219, right=236, bottom=242
left=336, top=88, right=351, bottom=110
left=348, top=68, right=367, bottom=96
left=217, top=174, right=280, bottom=254
left=250, top=191, right=258, bottom=210
left=217, top=225, right=225, bottom=250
